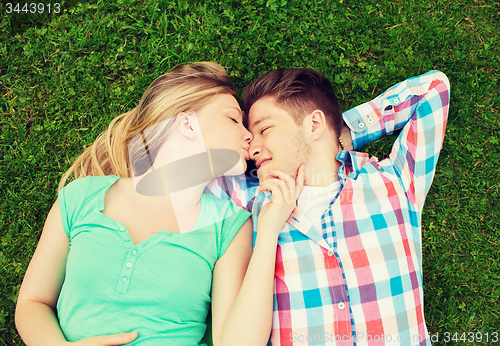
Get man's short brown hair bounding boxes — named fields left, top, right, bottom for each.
left=244, top=68, right=342, bottom=138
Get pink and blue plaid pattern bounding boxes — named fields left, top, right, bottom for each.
left=206, top=71, right=450, bottom=345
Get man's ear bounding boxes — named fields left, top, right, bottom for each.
left=176, top=112, right=197, bottom=140
left=306, top=110, right=327, bottom=140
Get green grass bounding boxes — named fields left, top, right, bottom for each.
left=1, top=0, right=499, bottom=345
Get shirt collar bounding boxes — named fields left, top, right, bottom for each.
left=336, top=150, right=371, bottom=182
left=286, top=208, right=332, bottom=252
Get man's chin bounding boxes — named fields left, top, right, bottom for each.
left=257, top=164, right=281, bottom=182
left=257, top=167, right=270, bottom=182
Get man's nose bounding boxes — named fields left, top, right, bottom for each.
left=249, top=139, right=261, bottom=159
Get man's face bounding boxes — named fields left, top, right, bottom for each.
left=248, top=96, right=310, bottom=182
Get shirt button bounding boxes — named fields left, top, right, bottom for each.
left=393, top=98, right=400, bottom=105
left=124, top=237, right=130, bottom=242
left=131, top=250, right=137, bottom=255
left=327, top=251, right=333, bottom=257
left=126, top=262, right=132, bottom=268
left=338, top=302, right=345, bottom=310
left=121, top=277, right=128, bottom=283
left=368, top=117, right=373, bottom=122
left=358, top=122, right=365, bottom=128
left=119, top=227, right=125, bottom=232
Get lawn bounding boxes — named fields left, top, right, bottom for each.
left=1, top=0, right=499, bottom=345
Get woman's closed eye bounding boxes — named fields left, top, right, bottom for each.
left=261, top=127, right=270, bottom=134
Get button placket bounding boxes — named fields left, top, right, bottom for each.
left=114, top=230, right=170, bottom=295
left=115, top=246, right=140, bottom=295
left=116, top=222, right=133, bottom=245
left=323, top=248, right=350, bottom=317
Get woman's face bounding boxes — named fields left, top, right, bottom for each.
left=196, top=94, right=252, bottom=171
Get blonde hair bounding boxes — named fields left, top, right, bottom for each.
left=59, top=62, right=237, bottom=191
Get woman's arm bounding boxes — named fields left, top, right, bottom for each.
left=15, top=199, right=72, bottom=345
left=210, top=218, right=255, bottom=346
left=211, top=167, right=305, bottom=346
left=15, top=200, right=138, bottom=346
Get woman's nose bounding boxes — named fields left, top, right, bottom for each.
left=242, top=126, right=253, bottom=142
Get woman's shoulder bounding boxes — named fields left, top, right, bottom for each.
left=60, top=175, right=121, bottom=197
left=201, top=193, right=234, bottom=209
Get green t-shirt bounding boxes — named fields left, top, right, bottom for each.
left=57, top=175, right=250, bottom=345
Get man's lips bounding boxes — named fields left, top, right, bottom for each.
left=256, top=159, right=271, bottom=170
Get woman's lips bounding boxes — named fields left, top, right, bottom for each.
left=242, top=148, right=250, bottom=161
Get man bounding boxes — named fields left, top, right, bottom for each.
left=207, top=68, right=450, bottom=345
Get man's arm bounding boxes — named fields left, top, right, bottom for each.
left=339, top=123, right=354, bottom=151
left=342, top=70, right=451, bottom=210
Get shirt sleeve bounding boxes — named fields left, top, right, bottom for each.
left=343, top=70, right=450, bottom=210
left=58, top=178, right=89, bottom=237
left=217, top=201, right=252, bottom=259
left=204, top=175, right=260, bottom=213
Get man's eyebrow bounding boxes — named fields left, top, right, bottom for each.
left=250, top=116, right=272, bottom=131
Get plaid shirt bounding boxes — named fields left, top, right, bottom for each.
left=206, top=70, right=450, bottom=345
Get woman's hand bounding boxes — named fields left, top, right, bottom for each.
left=71, top=332, right=138, bottom=345
left=257, top=165, right=305, bottom=237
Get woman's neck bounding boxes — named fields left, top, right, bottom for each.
left=124, top=177, right=206, bottom=233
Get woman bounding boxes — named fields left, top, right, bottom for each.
left=15, top=62, right=303, bottom=346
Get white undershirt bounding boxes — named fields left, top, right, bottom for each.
left=297, top=181, right=341, bottom=232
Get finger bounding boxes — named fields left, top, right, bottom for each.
left=266, top=170, right=296, bottom=197
left=276, top=179, right=293, bottom=204
left=261, top=179, right=296, bottom=204
left=258, top=178, right=287, bottom=192
left=271, top=169, right=302, bottom=202
left=259, top=181, right=284, bottom=199
left=259, top=181, right=287, bottom=203
left=96, top=331, right=138, bottom=345
left=295, top=165, right=306, bottom=196
left=266, top=170, right=295, bottom=188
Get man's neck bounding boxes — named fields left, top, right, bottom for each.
left=303, top=152, right=342, bottom=187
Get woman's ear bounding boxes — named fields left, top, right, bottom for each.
left=176, top=112, right=197, bottom=140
